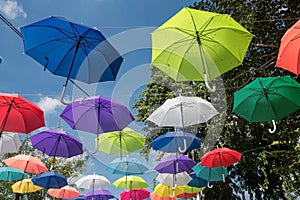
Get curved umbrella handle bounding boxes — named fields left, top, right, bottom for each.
left=204, top=74, right=216, bottom=92
left=268, top=120, right=276, bottom=133
left=60, top=86, right=74, bottom=105
left=170, top=189, right=175, bottom=198
left=178, top=138, right=187, bottom=152
left=207, top=182, right=213, bottom=188
left=172, top=183, right=177, bottom=189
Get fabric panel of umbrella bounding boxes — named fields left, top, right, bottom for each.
left=21, top=16, right=123, bottom=105
left=0, top=132, right=22, bottom=154
left=0, top=167, right=27, bottom=181
left=154, top=155, right=196, bottom=174
left=233, top=76, right=300, bottom=133
left=120, top=189, right=150, bottom=200
left=31, top=172, right=68, bottom=189
left=84, top=189, right=115, bottom=200
left=48, top=185, right=80, bottom=199
left=150, top=192, right=177, bottom=200
left=106, top=157, right=148, bottom=175
left=12, top=179, right=43, bottom=194
left=113, top=175, right=148, bottom=190
left=153, top=184, right=185, bottom=198
left=156, top=172, right=192, bottom=188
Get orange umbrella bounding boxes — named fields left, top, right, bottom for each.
left=3, top=154, right=48, bottom=174
left=48, top=185, right=79, bottom=199
left=276, top=19, right=300, bottom=74
left=150, top=193, right=176, bottom=200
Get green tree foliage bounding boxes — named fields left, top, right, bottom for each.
left=133, top=1, right=300, bottom=199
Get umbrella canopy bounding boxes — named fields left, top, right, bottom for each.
left=75, top=174, right=110, bottom=190
left=188, top=172, right=212, bottom=188
left=113, top=175, right=148, bottom=190
left=201, top=147, right=242, bottom=168
left=154, top=155, right=196, bottom=174
left=3, top=154, right=48, bottom=174
left=97, top=128, right=146, bottom=159
left=151, top=7, right=253, bottom=91
left=192, top=163, right=228, bottom=185
left=0, top=132, right=22, bottom=154
left=31, top=172, right=68, bottom=189
left=150, top=193, right=176, bottom=200
left=48, top=185, right=79, bottom=199
left=85, top=189, right=115, bottom=200
left=276, top=19, right=300, bottom=75
left=21, top=16, right=123, bottom=104
left=120, top=189, right=150, bottom=200
left=12, top=179, right=43, bottom=194
left=153, top=184, right=184, bottom=198
left=156, top=172, right=192, bottom=187
left=233, top=76, right=300, bottom=133
left=151, top=131, right=201, bottom=153
left=0, top=93, right=45, bottom=136
left=176, top=193, right=198, bottom=199
left=0, top=167, right=27, bottom=181
left=30, top=129, right=83, bottom=158
left=106, top=157, right=148, bottom=175
left=182, top=185, right=204, bottom=194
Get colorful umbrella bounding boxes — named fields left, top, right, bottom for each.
left=201, top=147, right=242, bottom=168
left=21, top=16, right=123, bottom=105
left=97, top=128, right=146, bottom=160
left=147, top=96, right=218, bottom=152
left=0, top=93, right=45, bottom=137
left=188, top=172, right=212, bottom=188
left=276, top=19, right=300, bottom=75
left=192, top=163, right=228, bottom=186
left=0, top=132, right=22, bottom=154
left=156, top=172, right=192, bottom=188
left=151, top=131, right=201, bottom=153
left=151, top=7, right=253, bottom=91
left=233, top=76, right=300, bottom=133
left=12, top=179, right=43, bottom=194
left=48, top=185, right=79, bottom=199
left=85, top=189, right=115, bottom=200
left=113, top=175, right=148, bottom=190
left=75, top=174, right=110, bottom=191
left=0, top=167, right=27, bottom=181
left=176, top=192, right=198, bottom=199
left=153, top=184, right=184, bottom=198
left=120, top=189, right=150, bottom=200
left=150, top=193, right=176, bottom=200
left=106, top=157, right=148, bottom=175
left=154, top=155, right=196, bottom=174
left=3, top=154, right=48, bottom=174
left=31, top=172, right=68, bottom=189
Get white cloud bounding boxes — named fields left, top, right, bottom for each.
left=0, top=0, right=27, bottom=19
left=37, top=96, right=63, bottom=114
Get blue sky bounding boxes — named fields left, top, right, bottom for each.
left=0, top=0, right=196, bottom=197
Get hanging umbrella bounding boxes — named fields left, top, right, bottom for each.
left=48, top=185, right=80, bottom=199
left=60, top=96, right=134, bottom=152
left=12, top=179, right=43, bottom=194
left=0, top=132, right=22, bottom=154
left=153, top=184, right=184, bottom=198
left=156, top=172, right=192, bottom=188
left=192, top=163, right=228, bottom=186
left=0, top=167, right=27, bottom=181
left=188, top=172, right=213, bottom=188
left=150, top=193, right=176, bottom=200
left=97, top=128, right=146, bottom=160
left=147, top=96, right=218, bottom=152
left=201, top=147, right=242, bottom=168
left=85, top=189, right=115, bottom=200
left=31, top=172, right=68, bottom=189
left=152, top=7, right=253, bottom=92
left=3, top=154, right=48, bottom=174
left=20, top=16, right=123, bottom=105
left=276, top=19, right=300, bottom=75
left=113, top=175, right=148, bottom=190
left=154, top=155, right=196, bottom=174
left=106, top=157, right=148, bottom=175
left=0, top=93, right=45, bottom=137
left=75, top=174, right=110, bottom=190
left=233, top=76, right=300, bottom=133
left=151, top=131, right=201, bottom=153
left=120, top=189, right=150, bottom=200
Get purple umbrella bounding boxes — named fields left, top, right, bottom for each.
left=85, top=189, right=115, bottom=200
left=155, top=155, right=196, bottom=174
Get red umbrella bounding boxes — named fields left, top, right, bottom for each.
left=48, top=185, right=79, bottom=199
left=177, top=192, right=198, bottom=198
left=201, top=147, right=242, bottom=168
left=120, top=189, right=150, bottom=200
left=0, top=93, right=45, bottom=136
left=276, top=19, right=300, bottom=74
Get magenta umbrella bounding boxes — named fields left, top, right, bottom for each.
left=120, top=189, right=150, bottom=200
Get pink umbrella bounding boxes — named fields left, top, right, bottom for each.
left=120, top=189, right=150, bottom=200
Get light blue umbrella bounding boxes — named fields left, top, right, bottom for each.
left=0, top=167, right=27, bottom=181
left=106, top=157, right=148, bottom=175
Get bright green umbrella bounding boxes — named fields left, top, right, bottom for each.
left=96, top=128, right=146, bottom=160
left=113, top=175, right=148, bottom=190
left=152, top=7, right=253, bottom=91
left=233, top=76, right=300, bottom=133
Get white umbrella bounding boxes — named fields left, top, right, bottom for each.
left=156, top=172, right=192, bottom=188
left=0, top=132, right=22, bottom=154
left=147, top=96, right=219, bottom=151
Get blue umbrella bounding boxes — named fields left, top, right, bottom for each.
left=188, top=172, right=214, bottom=188
left=106, top=157, right=148, bottom=175
left=32, top=172, right=68, bottom=189
left=151, top=131, right=201, bottom=153
left=20, top=16, right=123, bottom=104
left=0, top=167, right=27, bottom=181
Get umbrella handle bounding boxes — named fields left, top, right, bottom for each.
left=178, top=138, right=187, bottom=152
left=60, top=85, right=74, bottom=105
left=222, top=173, right=225, bottom=182
left=207, top=182, right=213, bottom=188
left=170, top=189, right=175, bottom=198
left=204, top=74, right=216, bottom=92
left=172, top=183, right=177, bottom=189
left=268, top=120, right=276, bottom=133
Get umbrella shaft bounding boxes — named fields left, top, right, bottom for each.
left=64, top=41, right=81, bottom=86
left=0, top=98, right=14, bottom=135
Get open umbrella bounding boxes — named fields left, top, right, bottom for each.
left=276, top=19, right=300, bottom=75
left=0, top=132, right=22, bottom=154
left=147, top=96, right=218, bottom=152
left=156, top=172, right=192, bottom=188
left=12, top=179, right=43, bottom=194
left=113, top=175, right=148, bottom=190
left=153, top=184, right=184, bottom=198
left=97, top=128, right=146, bottom=160
left=106, top=157, right=148, bottom=175
left=32, top=172, right=68, bottom=189
left=233, top=76, right=300, bottom=133
left=151, top=7, right=253, bottom=92
left=192, top=163, right=228, bottom=186
left=188, top=172, right=212, bottom=188
left=85, top=189, right=115, bottom=200
left=48, top=185, right=80, bottom=199
left=0, top=167, right=27, bottom=181
left=120, top=189, right=150, bottom=200
left=21, top=16, right=123, bottom=105
left=154, top=155, right=196, bottom=174
left=0, top=93, right=45, bottom=137
left=150, top=193, right=176, bottom=200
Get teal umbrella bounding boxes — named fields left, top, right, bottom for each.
left=0, top=167, right=27, bottom=181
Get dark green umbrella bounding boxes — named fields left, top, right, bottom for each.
left=233, top=76, right=300, bottom=133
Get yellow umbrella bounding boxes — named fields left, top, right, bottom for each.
left=153, top=184, right=184, bottom=198
left=12, top=179, right=43, bottom=194
left=183, top=185, right=205, bottom=193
